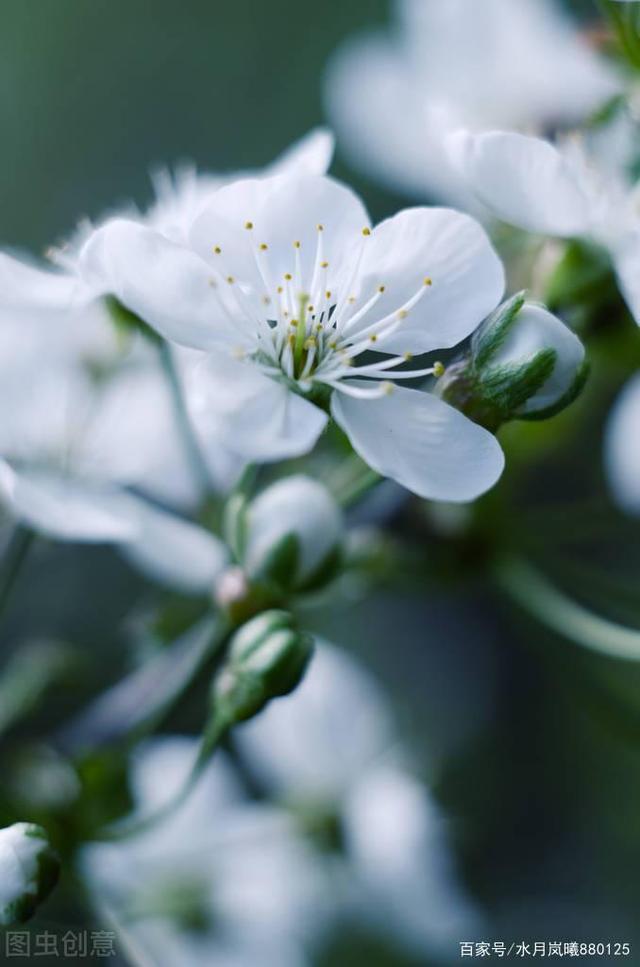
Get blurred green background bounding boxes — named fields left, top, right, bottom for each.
left=2, top=0, right=640, bottom=964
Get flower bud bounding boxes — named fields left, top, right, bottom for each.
left=212, top=610, right=314, bottom=726
left=0, top=823, right=60, bottom=926
left=229, top=476, right=343, bottom=594
left=438, top=293, right=587, bottom=430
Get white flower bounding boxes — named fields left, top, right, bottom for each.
left=236, top=642, right=481, bottom=959
left=78, top=174, right=506, bottom=502
left=448, top=114, right=640, bottom=324
left=605, top=373, right=640, bottom=514
left=81, top=737, right=328, bottom=967
left=0, top=308, right=227, bottom=593
left=324, top=0, right=618, bottom=207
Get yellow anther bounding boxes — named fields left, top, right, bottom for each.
left=293, top=240, right=301, bottom=248
left=226, top=276, right=234, bottom=284
left=383, top=381, right=394, bottom=395
left=304, top=337, right=317, bottom=350
left=397, top=310, right=408, bottom=320
left=433, top=361, right=445, bottom=378
left=260, top=243, right=268, bottom=251
left=362, top=227, right=371, bottom=236
left=404, top=352, right=413, bottom=361
left=284, top=273, right=293, bottom=281
left=245, top=221, right=254, bottom=230
left=329, top=340, right=338, bottom=350
left=424, top=277, right=433, bottom=286
left=277, top=286, right=283, bottom=294
left=290, top=319, right=299, bottom=328
left=325, top=291, right=331, bottom=299
left=369, top=334, right=378, bottom=343
left=317, top=224, right=324, bottom=231
left=213, top=246, right=222, bottom=255
left=378, top=285, right=386, bottom=293
left=320, top=261, right=329, bottom=268
left=315, top=322, right=323, bottom=332
left=348, top=296, right=356, bottom=304
left=307, top=305, right=314, bottom=313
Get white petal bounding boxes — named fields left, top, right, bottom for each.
left=186, top=355, right=328, bottom=463
left=605, top=374, right=640, bottom=516
left=0, top=252, right=85, bottom=313
left=78, top=219, right=230, bottom=351
left=190, top=174, right=370, bottom=299
left=331, top=384, right=505, bottom=502
left=119, top=499, right=228, bottom=593
left=0, top=462, right=137, bottom=542
left=449, top=130, right=593, bottom=236
left=351, top=207, right=504, bottom=354
left=267, top=128, right=335, bottom=178
left=613, top=231, right=640, bottom=325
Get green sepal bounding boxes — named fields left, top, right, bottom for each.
left=222, top=492, right=249, bottom=562
left=254, top=533, right=301, bottom=590
left=471, top=291, right=527, bottom=370
left=517, top=356, right=590, bottom=421
left=296, top=545, right=344, bottom=594
left=480, top=347, right=557, bottom=416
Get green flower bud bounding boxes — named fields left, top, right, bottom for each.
left=439, top=293, right=587, bottom=430
left=213, top=610, right=314, bottom=726
left=228, top=476, right=343, bottom=594
left=0, top=823, right=60, bottom=926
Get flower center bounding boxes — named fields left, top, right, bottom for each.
left=209, top=222, right=441, bottom=400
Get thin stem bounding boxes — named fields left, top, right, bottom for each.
left=494, top=555, right=640, bottom=662
left=338, top=466, right=382, bottom=508
left=157, top=341, right=213, bottom=496
left=0, top=525, right=34, bottom=622
left=95, top=714, right=228, bottom=842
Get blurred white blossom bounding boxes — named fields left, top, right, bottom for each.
left=82, top=737, right=324, bottom=967
left=324, top=0, right=617, bottom=207
left=0, top=308, right=227, bottom=593
left=79, top=174, right=506, bottom=502
left=449, top=113, right=640, bottom=324
left=237, top=642, right=482, bottom=959
left=605, top=373, right=640, bottom=514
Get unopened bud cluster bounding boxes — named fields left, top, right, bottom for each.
left=437, top=293, right=587, bottom=431
left=212, top=610, right=314, bottom=726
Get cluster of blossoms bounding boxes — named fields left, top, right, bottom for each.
left=4, top=0, right=640, bottom=954
left=327, top=0, right=640, bottom=518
